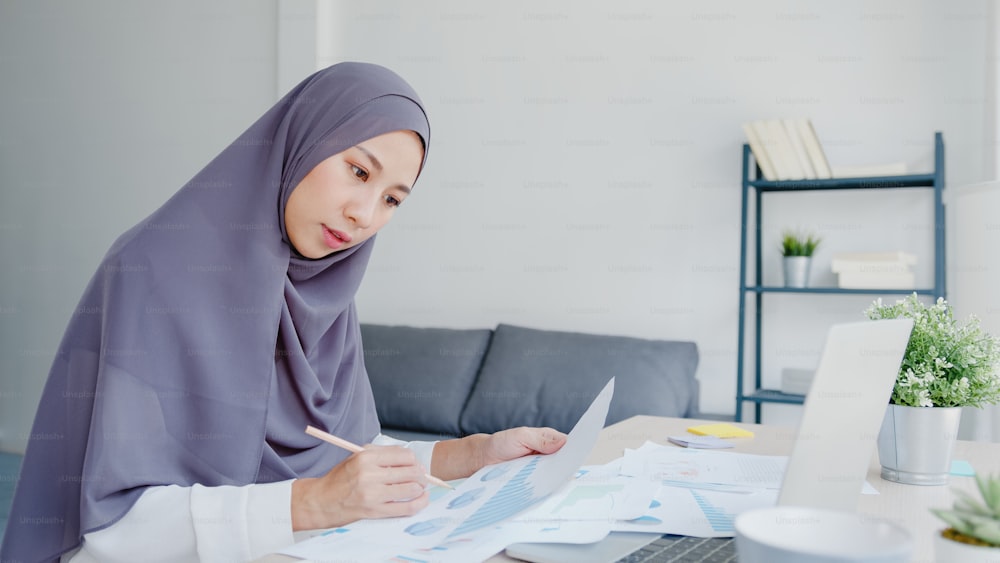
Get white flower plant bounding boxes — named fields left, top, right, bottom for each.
left=865, top=293, right=1000, bottom=408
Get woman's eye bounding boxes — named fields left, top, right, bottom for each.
left=385, top=195, right=401, bottom=208
left=350, top=165, right=369, bottom=181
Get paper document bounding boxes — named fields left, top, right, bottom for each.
left=614, top=485, right=779, bottom=537
left=515, top=459, right=653, bottom=522
left=621, top=442, right=786, bottom=491
left=668, top=433, right=735, bottom=449
left=277, top=378, right=616, bottom=561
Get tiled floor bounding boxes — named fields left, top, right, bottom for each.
left=0, top=452, right=23, bottom=545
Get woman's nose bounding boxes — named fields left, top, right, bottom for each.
left=344, top=194, right=377, bottom=229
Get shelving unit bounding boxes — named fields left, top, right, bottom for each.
left=735, top=132, right=945, bottom=423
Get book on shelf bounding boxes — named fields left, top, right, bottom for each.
left=830, top=251, right=918, bottom=272
left=793, top=118, right=832, bottom=179
left=781, top=367, right=814, bottom=396
left=749, top=120, right=794, bottom=180
left=741, top=119, right=915, bottom=181
left=742, top=118, right=829, bottom=181
left=764, top=119, right=805, bottom=180
left=831, top=251, right=917, bottom=289
left=741, top=122, right=777, bottom=181
left=832, top=261, right=913, bottom=275
left=782, top=118, right=816, bottom=179
left=837, top=271, right=916, bottom=289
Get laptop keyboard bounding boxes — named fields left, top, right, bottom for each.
left=615, top=535, right=736, bottom=563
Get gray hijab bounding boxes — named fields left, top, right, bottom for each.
left=0, top=62, right=430, bottom=562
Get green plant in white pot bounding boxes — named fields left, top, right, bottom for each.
left=931, top=472, right=1000, bottom=561
left=865, top=293, right=1000, bottom=485
left=780, top=230, right=820, bottom=288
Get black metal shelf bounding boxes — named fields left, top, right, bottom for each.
left=744, top=389, right=806, bottom=405
left=746, top=286, right=936, bottom=295
left=749, top=173, right=935, bottom=191
left=735, top=132, right=946, bottom=423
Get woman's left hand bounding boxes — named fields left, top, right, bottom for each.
left=431, top=427, right=567, bottom=481
left=479, top=426, right=567, bottom=466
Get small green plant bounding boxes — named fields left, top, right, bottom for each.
left=780, top=230, right=821, bottom=257
left=865, top=293, right=1000, bottom=408
left=931, top=472, right=1000, bottom=547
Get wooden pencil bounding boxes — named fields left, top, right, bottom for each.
left=304, top=425, right=454, bottom=489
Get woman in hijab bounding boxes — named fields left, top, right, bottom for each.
left=0, top=62, right=565, bottom=562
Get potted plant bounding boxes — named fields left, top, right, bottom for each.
left=865, top=293, right=1000, bottom=485
left=931, top=471, right=1000, bottom=562
left=780, top=230, right=821, bottom=288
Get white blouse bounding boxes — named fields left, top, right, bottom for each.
left=61, top=436, right=436, bottom=562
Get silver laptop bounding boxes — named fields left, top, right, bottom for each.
left=505, top=319, right=914, bottom=563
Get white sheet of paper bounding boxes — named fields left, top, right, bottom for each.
left=512, top=460, right=654, bottom=523
left=383, top=519, right=613, bottom=563
left=621, top=441, right=880, bottom=496
left=621, top=442, right=787, bottom=490
left=667, top=433, right=735, bottom=449
left=613, top=484, right=779, bottom=537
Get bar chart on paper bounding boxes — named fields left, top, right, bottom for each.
left=690, top=490, right=736, bottom=533
left=616, top=485, right=775, bottom=537
left=448, top=456, right=540, bottom=537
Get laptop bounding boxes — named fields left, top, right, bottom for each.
left=505, top=319, right=914, bottom=563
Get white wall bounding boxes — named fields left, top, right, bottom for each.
left=0, top=2, right=992, bottom=454
left=0, top=0, right=278, bottom=453
left=317, top=1, right=992, bottom=423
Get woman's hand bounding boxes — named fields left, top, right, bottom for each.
left=291, top=445, right=430, bottom=531
left=479, top=426, right=567, bottom=466
left=431, top=427, right=567, bottom=481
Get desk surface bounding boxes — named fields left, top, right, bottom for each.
left=497, top=415, right=995, bottom=563
left=264, top=415, right=999, bottom=563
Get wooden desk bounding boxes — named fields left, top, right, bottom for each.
left=264, top=415, right=999, bottom=563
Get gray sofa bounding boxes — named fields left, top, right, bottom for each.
left=360, top=323, right=701, bottom=442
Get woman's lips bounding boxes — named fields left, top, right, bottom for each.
left=322, top=226, right=352, bottom=250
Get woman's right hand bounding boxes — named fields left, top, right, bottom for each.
left=290, top=445, right=431, bottom=531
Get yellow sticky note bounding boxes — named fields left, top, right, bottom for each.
left=686, top=423, right=754, bottom=439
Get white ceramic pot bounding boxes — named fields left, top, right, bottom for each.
left=877, top=404, right=962, bottom=485
left=735, top=506, right=912, bottom=563
left=782, top=256, right=812, bottom=288
left=933, top=530, right=1000, bottom=563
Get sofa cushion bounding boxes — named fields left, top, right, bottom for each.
left=459, top=324, right=699, bottom=435
left=361, top=323, right=492, bottom=437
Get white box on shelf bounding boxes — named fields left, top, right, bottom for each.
left=781, top=367, right=815, bottom=396
left=830, top=252, right=918, bottom=273
left=837, top=271, right=916, bottom=289
left=832, top=261, right=914, bottom=275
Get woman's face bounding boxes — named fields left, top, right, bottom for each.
left=285, top=130, right=424, bottom=259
